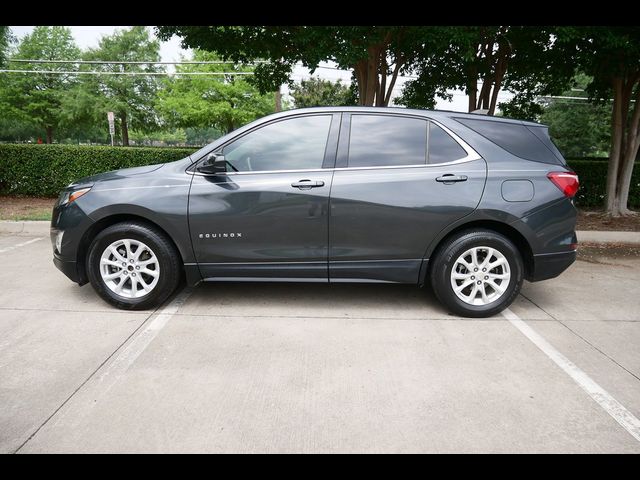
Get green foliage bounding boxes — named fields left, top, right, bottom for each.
left=79, top=27, right=163, bottom=143
left=498, top=94, right=545, bottom=121
left=157, top=50, right=275, bottom=134
left=569, top=160, right=640, bottom=209
left=0, top=116, right=42, bottom=142
left=556, top=27, right=640, bottom=102
left=156, top=26, right=434, bottom=105
left=184, top=127, right=223, bottom=145
left=290, top=77, right=357, bottom=108
left=397, top=26, right=574, bottom=114
left=0, top=144, right=196, bottom=196
left=553, top=28, right=640, bottom=214
left=0, top=26, right=81, bottom=142
left=0, top=26, right=14, bottom=66
left=539, top=76, right=611, bottom=157
left=128, top=128, right=187, bottom=146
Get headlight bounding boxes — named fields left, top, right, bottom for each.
left=59, top=187, right=92, bottom=207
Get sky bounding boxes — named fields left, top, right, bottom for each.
left=8, top=26, right=514, bottom=110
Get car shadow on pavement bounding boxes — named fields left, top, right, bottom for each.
left=181, top=281, right=453, bottom=319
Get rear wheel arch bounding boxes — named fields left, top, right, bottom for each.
left=424, top=219, right=534, bottom=284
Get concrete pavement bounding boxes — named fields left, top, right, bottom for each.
left=0, top=231, right=639, bottom=453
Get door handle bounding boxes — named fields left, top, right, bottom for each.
left=291, top=179, right=325, bottom=189
left=436, top=174, right=468, bottom=184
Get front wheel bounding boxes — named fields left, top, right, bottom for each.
left=86, top=222, right=182, bottom=310
left=429, top=230, right=524, bottom=318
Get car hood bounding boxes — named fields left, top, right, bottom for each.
left=67, top=163, right=165, bottom=189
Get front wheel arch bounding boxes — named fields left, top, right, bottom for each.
left=77, top=214, right=185, bottom=285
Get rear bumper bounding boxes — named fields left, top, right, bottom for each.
left=529, top=250, right=576, bottom=282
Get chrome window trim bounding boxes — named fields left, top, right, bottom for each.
left=429, top=119, right=481, bottom=164
left=188, top=116, right=482, bottom=177
left=189, top=157, right=484, bottom=177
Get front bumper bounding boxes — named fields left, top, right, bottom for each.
left=50, top=198, right=94, bottom=286
left=529, top=250, right=577, bottom=282
left=53, top=253, right=82, bottom=284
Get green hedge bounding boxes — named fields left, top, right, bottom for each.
left=0, top=145, right=637, bottom=208
left=0, top=144, right=197, bottom=196
left=568, top=160, right=640, bottom=208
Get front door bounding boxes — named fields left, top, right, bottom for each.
left=329, top=113, right=487, bottom=283
left=189, top=113, right=340, bottom=281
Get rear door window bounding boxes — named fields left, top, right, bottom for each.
left=347, top=115, right=427, bottom=167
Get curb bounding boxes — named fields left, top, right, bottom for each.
left=1, top=221, right=639, bottom=245
left=576, top=230, right=640, bottom=245
left=0, top=221, right=50, bottom=236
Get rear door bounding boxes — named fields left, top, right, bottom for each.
left=328, top=113, right=487, bottom=283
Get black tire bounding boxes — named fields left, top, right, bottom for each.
left=429, top=229, right=524, bottom=318
left=86, top=222, right=182, bottom=310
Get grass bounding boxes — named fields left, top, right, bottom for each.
left=0, top=195, right=55, bottom=221
left=0, top=209, right=52, bottom=221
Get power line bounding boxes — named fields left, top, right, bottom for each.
left=0, top=69, right=254, bottom=76
left=6, top=58, right=424, bottom=80
left=538, top=95, right=632, bottom=102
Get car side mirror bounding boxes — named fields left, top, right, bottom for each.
left=197, top=153, right=227, bottom=175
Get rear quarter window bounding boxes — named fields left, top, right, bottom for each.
left=456, top=117, right=566, bottom=165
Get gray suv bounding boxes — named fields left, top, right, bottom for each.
left=51, top=107, right=579, bottom=317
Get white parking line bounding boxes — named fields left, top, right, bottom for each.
left=14, top=288, right=193, bottom=452
left=0, top=237, right=43, bottom=253
left=502, top=307, right=640, bottom=443
left=96, top=287, right=193, bottom=388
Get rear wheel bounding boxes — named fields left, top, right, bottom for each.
left=86, top=222, right=182, bottom=310
left=429, top=230, right=524, bottom=318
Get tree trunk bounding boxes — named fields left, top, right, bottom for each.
left=275, top=87, right=282, bottom=112
left=476, top=77, right=492, bottom=110
left=605, top=79, right=624, bottom=214
left=354, top=44, right=398, bottom=106
left=614, top=84, right=640, bottom=215
left=488, top=50, right=508, bottom=116
left=354, top=60, right=367, bottom=106
left=376, top=55, right=387, bottom=107
left=604, top=77, right=640, bottom=216
left=120, top=112, right=129, bottom=147
left=467, top=66, right=477, bottom=113
left=383, top=54, right=404, bottom=107
left=45, top=126, right=53, bottom=144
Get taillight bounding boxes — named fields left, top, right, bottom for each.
left=547, top=172, right=579, bottom=198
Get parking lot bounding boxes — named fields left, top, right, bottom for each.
left=1, top=230, right=639, bottom=453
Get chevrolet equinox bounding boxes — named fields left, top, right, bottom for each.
left=51, top=107, right=579, bottom=317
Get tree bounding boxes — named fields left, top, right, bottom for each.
left=156, top=26, right=434, bottom=107
left=0, top=26, right=80, bottom=143
left=290, top=77, right=356, bottom=108
left=0, top=26, right=13, bottom=66
left=557, top=27, right=640, bottom=216
left=81, top=26, right=162, bottom=146
left=397, top=26, right=574, bottom=116
left=156, top=50, right=275, bottom=134
left=539, top=75, right=611, bottom=158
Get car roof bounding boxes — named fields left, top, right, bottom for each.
left=277, top=106, right=544, bottom=127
